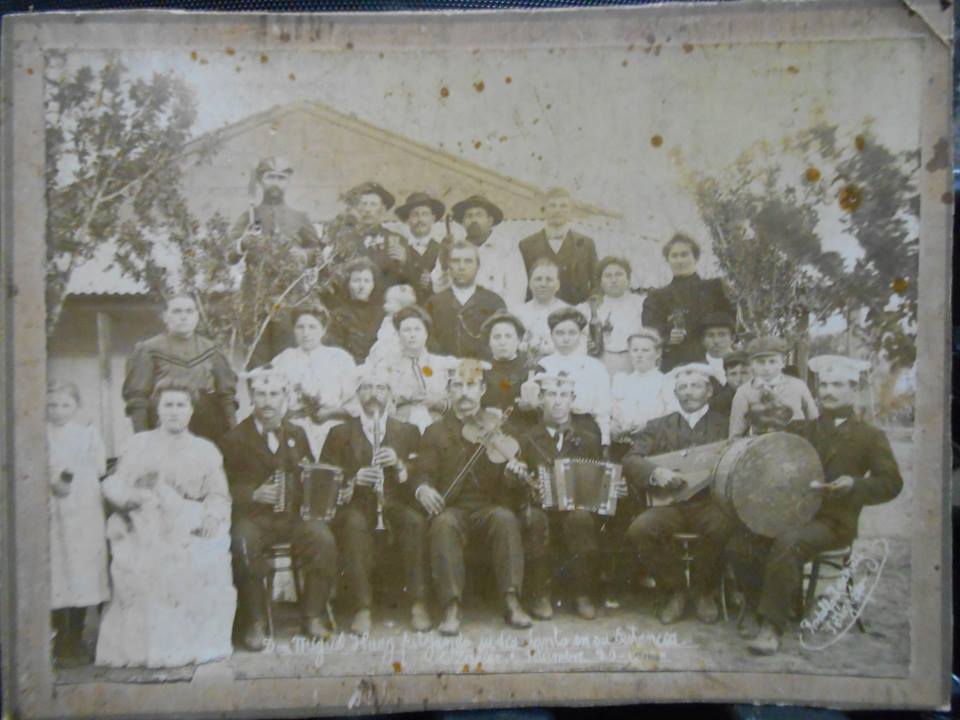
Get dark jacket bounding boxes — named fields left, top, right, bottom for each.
left=622, top=408, right=729, bottom=497
left=519, top=229, right=598, bottom=305
left=355, top=224, right=419, bottom=294
left=320, top=415, right=422, bottom=509
left=326, top=298, right=386, bottom=364
left=788, top=414, right=903, bottom=541
left=641, top=274, right=735, bottom=371
left=218, top=415, right=313, bottom=520
left=413, top=411, right=511, bottom=507
left=225, top=201, right=321, bottom=265
left=407, top=238, right=442, bottom=304
left=425, top=286, right=506, bottom=359
left=123, top=332, right=237, bottom=441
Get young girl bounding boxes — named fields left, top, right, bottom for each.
left=46, top=381, right=110, bottom=667
left=326, top=257, right=387, bottom=364
left=368, top=283, right=418, bottom=364
left=610, top=329, right=676, bottom=443
left=578, top=256, right=646, bottom=377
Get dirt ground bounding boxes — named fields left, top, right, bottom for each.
left=57, top=432, right=915, bottom=685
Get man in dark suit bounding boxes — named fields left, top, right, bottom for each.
left=344, top=181, right=418, bottom=295
left=425, top=241, right=507, bottom=359
left=728, top=355, right=903, bottom=655
left=395, top=191, right=446, bottom=304
left=320, top=365, right=429, bottom=635
left=642, top=233, right=736, bottom=371
left=413, top=359, right=541, bottom=635
left=519, top=188, right=598, bottom=305
left=623, top=363, right=735, bottom=625
left=509, top=372, right=613, bottom=620
left=219, top=366, right=339, bottom=650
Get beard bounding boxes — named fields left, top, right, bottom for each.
left=362, top=399, right=385, bottom=416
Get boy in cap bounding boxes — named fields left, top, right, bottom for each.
left=218, top=366, right=339, bottom=650
left=728, top=336, right=819, bottom=438
left=699, top=312, right=737, bottom=385
left=709, top=350, right=750, bottom=418
left=320, top=364, right=429, bottom=634
left=507, top=371, right=610, bottom=620
left=623, top=363, right=734, bottom=625
left=726, top=355, right=903, bottom=655
left=413, top=358, right=543, bottom=635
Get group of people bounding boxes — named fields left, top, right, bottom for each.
left=46, top=157, right=903, bottom=671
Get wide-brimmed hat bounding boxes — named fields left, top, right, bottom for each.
left=346, top=181, right=395, bottom=210
left=395, top=192, right=445, bottom=221
left=451, top=195, right=504, bottom=225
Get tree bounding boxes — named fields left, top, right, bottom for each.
left=685, top=121, right=919, bottom=368
left=44, top=54, right=208, bottom=334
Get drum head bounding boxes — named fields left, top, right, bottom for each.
left=714, top=432, right=823, bottom=538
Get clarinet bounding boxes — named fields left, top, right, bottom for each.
left=372, top=409, right=387, bottom=532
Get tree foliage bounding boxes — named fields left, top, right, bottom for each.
left=44, top=54, right=206, bottom=334
left=687, top=121, right=919, bottom=368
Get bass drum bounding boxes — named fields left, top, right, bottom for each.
left=712, top=432, right=823, bottom=538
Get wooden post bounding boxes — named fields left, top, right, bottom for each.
left=96, top=311, right=115, bottom=458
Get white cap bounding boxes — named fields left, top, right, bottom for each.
left=245, top=364, right=289, bottom=392
left=667, top=362, right=721, bottom=384
left=354, top=363, right=392, bottom=389
left=532, top=371, right=576, bottom=392
left=445, top=358, right=492, bottom=383
left=808, top=354, right=870, bottom=383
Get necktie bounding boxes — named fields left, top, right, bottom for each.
left=412, top=356, right=427, bottom=392
left=265, top=430, right=279, bottom=454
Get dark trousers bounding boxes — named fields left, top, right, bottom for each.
left=626, top=495, right=736, bottom=594
left=429, top=501, right=530, bottom=608
left=725, top=520, right=851, bottom=631
left=231, top=513, right=337, bottom=624
left=335, top=500, right=429, bottom=610
left=537, top=509, right=601, bottom=594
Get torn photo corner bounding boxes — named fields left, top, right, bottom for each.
left=0, top=0, right=952, bottom=716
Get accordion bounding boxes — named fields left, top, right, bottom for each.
left=299, top=462, right=352, bottom=522
left=536, top=458, right=622, bottom=516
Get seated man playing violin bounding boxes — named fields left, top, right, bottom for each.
left=320, top=364, right=428, bottom=635
left=413, top=359, right=544, bottom=636
left=622, top=363, right=735, bottom=626
left=506, top=371, right=618, bottom=621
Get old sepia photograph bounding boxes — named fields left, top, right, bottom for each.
left=1, top=1, right=953, bottom=716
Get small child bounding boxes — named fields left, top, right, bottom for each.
left=326, top=257, right=387, bottom=364
left=367, top=284, right=417, bottom=364
left=700, top=312, right=736, bottom=384
left=46, top=381, right=110, bottom=667
left=728, top=336, right=818, bottom=437
left=610, top=329, right=676, bottom=443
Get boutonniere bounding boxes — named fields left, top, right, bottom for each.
left=570, top=436, right=582, bottom=449
left=287, top=438, right=296, bottom=448
left=364, top=234, right=385, bottom=249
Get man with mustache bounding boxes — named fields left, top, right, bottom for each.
left=395, top=192, right=464, bottom=304
left=623, top=363, right=735, bottom=625
left=414, top=359, right=542, bottom=635
left=729, top=354, right=903, bottom=656
left=224, top=157, right=324, bottom=368
left=219, top=366, right=339, bottom=650
left=320, top=365, right=429, bottom=634
left=434, top=195, right=526, bottom=308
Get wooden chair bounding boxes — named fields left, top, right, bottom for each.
left=672, top=532, right=732, bottom=621
left=801, top=545, right=865, bottom=632
left=263, top=543, right=303, bottom=638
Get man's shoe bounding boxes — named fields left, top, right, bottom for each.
left=747, top=625, right=782, bottom=656
left=529, top=595, right=554, bottom=620
left=575, top=595, right=597, bottom=620
left=350, top=608, right=372, bottom=636
left=738, top=613, right=762, bottom=640
left=303, top=616, right=331, bottom=642
left=242, top=620, right=268, bottom=651
left=438, top=601, right=461, bottom=636
left=504, top=591, right=533, bottom=629
left=695, top=593, right=720, bottom=624
left=658, top=591, right=687, bottom=625
left=411, top=601, right=432, bottom=632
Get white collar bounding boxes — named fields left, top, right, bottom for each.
left=253, top=418, right=280, bottom=437
left=360, top=411, right=388, bottom=443
left=544, top=224, right=570, bottom=242
left=451, top=283, right=477, bottom=305
left=407, top=231, right=433, bottom=254
left=679, top=404, right=710, bottom=430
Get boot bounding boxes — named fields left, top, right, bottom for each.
left=528, top=594, right=554, bottom=621
left=747, top=623, right=782, bottom=656
left=575, top=595, right=597, bottom=620
left=738, top=612, right=762, bottom=640
left=410, top=601, right=432, bottom=632
left=658, top=591, right=687, bottom=625
left=242, top=620, right=269, bottom=652
left=303, top=616, right=331, bottom=641
left=237, top=578, right=269, bottom=652
left=695, top=592, right=720, bottom=624
left=350, top=608, right=372, bottom=636
left=438, top=601, right=461, bottom=636
left=504, top=590, right=532, bottom=629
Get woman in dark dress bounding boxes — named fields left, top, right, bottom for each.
left=325, top=257, right=387, bottom=364
left=641, top=232, right=735, bottom=372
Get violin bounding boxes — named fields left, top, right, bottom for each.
left=442, top=405, right=524, bottom=502
left=460, top=407, right=522, bottom=464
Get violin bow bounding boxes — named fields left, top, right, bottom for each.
left=441, top=404, right=516, bottom=503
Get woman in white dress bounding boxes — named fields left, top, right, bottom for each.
left=511, top=257, right=572, bottom=364
left=270, top=305, right=357, bottom=459
left=95, top=380, right=236, bottom=668
left=46, top=381, right=110, bottom=667
left=610, top=328, right=677, bottom=445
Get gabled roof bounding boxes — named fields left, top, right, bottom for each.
left=182, top=100, right=619, bottom=220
